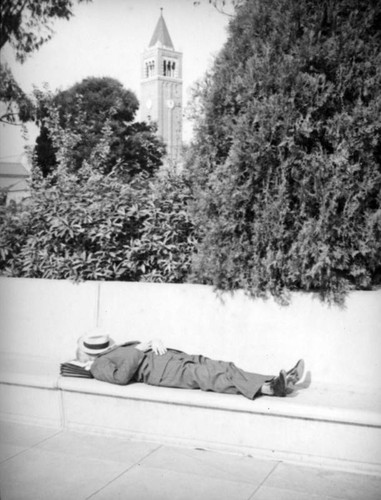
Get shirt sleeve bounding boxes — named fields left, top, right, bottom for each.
left=90, top=348, right=145, bottom=385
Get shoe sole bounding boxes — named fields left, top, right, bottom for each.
left=287, top=359, right=305, bottom=384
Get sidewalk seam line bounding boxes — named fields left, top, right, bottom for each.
left=0, top=427, right=64, bottom=465
left=247, top=460, right=281, bottom=500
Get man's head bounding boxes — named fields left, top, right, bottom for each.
left=76, top=330, right=115, bottom=361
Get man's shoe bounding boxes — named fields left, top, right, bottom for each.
left=270, top=370, right=287, bottom=397
left=286, top=359, right=305, bottom=385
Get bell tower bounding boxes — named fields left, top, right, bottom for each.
left=140, top=9, right=183, bottom=161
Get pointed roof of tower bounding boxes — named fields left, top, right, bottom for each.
left=149, top=9, right=174, bottom=50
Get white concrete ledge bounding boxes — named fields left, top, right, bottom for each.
left=58, top=377, right=381, bottom=428
left=1, top=353, right=381, bottom=473
left=1, top=277, right=380, bottom=472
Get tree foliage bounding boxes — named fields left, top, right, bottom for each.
left=188, top=0, right=381, bottom=301
left=193, top=0, right=243, bottom=17
left=0, top=0, right=91, bottom=125
left=1, top=0, right=90, bottom=61
left=0, top=103, right=195, bottom=282
left=0, top=63, right=34, bottom=124
left=34, top=77, right=166, bottom=179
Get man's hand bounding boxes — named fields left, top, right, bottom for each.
left=151, top=338, right=167, bottom=355
left=135, top=339, right=167, bottom=355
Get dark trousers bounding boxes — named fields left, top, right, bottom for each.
left=159, top=353, right=271, bottom=400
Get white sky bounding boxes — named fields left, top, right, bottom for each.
left=0, top=0, right=231, bottom=162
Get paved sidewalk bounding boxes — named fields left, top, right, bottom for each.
left=0, top=421, right=380, bottom=500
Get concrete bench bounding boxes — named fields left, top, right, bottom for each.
left=0, top=277, right=380, bottom=474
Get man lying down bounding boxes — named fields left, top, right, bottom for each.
left=75, top=333, right=305, bottom=399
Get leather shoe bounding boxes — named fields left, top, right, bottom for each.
left=286, top=359, right=305, bottom=385
left=270, top=370, right=287, bottom=397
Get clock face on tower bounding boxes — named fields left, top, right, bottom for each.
left=167, top=99, right=174, bottom=109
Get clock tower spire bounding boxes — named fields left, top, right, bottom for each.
left=140, top=10, right=183, bottom=162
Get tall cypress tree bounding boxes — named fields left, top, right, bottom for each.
left=188, top=0, right=381, bottom=301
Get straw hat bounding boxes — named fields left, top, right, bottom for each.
left=78, top=332, right=115, bottom=356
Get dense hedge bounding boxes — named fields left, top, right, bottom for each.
left=188, top=0, right=381, bottom=300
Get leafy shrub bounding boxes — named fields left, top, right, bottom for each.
left=0, top=168, right=195, bottom=282
left=0, top=105, right=195, bottom=282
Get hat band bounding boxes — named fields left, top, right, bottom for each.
left=83, top=340, right=109, bottom=351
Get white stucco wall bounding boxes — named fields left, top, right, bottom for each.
left=0, top=277, right=380, bottom=390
